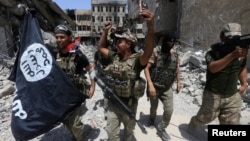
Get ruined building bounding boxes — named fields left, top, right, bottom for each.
left=127, top=0, right=181, bottom=45
left=0, top=0, right=75, bottom=61
left=128, top=0, right=250, bottom=50
left=1, top=0, right=250, bottom=61
left=63, top=0, right=127, bottom=44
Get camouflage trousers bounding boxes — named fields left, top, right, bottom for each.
left=189, top=90, right=242, bottom=127
left=106, top=97, right=138, bottom=141
left=63, top=105, right=85, bottom=141
left=148, top=87, right=173, bottom=130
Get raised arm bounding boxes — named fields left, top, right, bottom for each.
left=139, top=9, right=155, bottom=66
left=98, top=21, right=112, bottom=58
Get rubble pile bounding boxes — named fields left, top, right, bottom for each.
left=0, top=44, right=249, bottom=141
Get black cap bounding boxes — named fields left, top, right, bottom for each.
left=163, top=32, right=177, bottom=43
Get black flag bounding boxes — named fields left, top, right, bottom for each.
left=8, top=11, right=85, bottom=140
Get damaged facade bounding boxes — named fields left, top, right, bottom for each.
left=1, top=0, right=250, bottom=64
left=62, top=0, right=127, bottom=44
left=0, top=0, right=75, bottom=60
left=127, top=0, right=181, bottom=45
left=128, top=0, right=250, bottom=50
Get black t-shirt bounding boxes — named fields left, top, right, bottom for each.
left=205, top=47, right=246, bottom=95
left=94, top=51, right=112, bottom=68
left=74, top=49, right=90, bottom=74
left=49, top=45, right=90, bottom=75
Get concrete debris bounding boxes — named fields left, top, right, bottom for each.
left=0, top=45, right=249, bottom=141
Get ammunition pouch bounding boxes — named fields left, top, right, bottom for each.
left=153, top=82, right=172, bottom=90
left=153, top=82, right=166, bottom=89
left=107, top=77, right=146, bottom=99
left=81, top=76, right=91, bottom=96
left=108, top=79, right=131, bottom=98
left=72, top=74, right=90, bottom=97
left=151, top=69, right=176, bottom=89
left=132, top=77, right=146, bottom=99
left=57, top=49, right=91, bottom=98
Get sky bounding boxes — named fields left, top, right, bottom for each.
left=53, top=0, right=91, bottom=10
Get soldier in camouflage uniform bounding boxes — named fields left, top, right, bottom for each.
left=54, top=24, right=96, bottom=141
left=98, top=8, right=154, bottom=141
left=188, top=23, right=248, bottom=131
left=144, top=32, right=181, bottom=141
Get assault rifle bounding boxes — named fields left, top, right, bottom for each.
left=94, top=76, right=147, bottom=133
left=225, top=34, right=250, bottom=49
left=213, top=34, right=250, bottom=57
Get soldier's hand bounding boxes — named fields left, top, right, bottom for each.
left=149, top=86, right=157, bottom=99
left=238, top=84, right=248, bottom=95
left=232, top=47, right=248, bottom=59
left=176, top=83, right=182, bottom=94
left=87, top=86, right=95, bottom=98
left=103, top=21, right=112, bottom=31
left=140, top=9, right=154, bottom=25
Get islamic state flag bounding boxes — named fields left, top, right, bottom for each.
left=8, top=11, right=85, bottom=140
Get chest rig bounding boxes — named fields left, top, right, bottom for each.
left=104, top=53, right=145, bottom=98
left=56, top=48, right=90, bottom=96
left=150, top=46, right=178, bottom=89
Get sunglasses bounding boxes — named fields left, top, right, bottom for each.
left=54, top=25, right=72, bottom=35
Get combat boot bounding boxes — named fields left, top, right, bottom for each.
left=156, top=124, right=170, bottom=141
left=148, top=117, right=155, bottom=127
left=157, top=129, right=171, bottom=141
left=187, top=117, right=197, bottom=135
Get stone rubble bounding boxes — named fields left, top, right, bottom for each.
left=0, top=44, right=249, bottom=141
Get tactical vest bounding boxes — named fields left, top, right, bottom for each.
left=56, top=47, right=90, bottom=96
left=104, top=53, right=146, bottom=99
left=150, top=45, right=178, bottom=89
